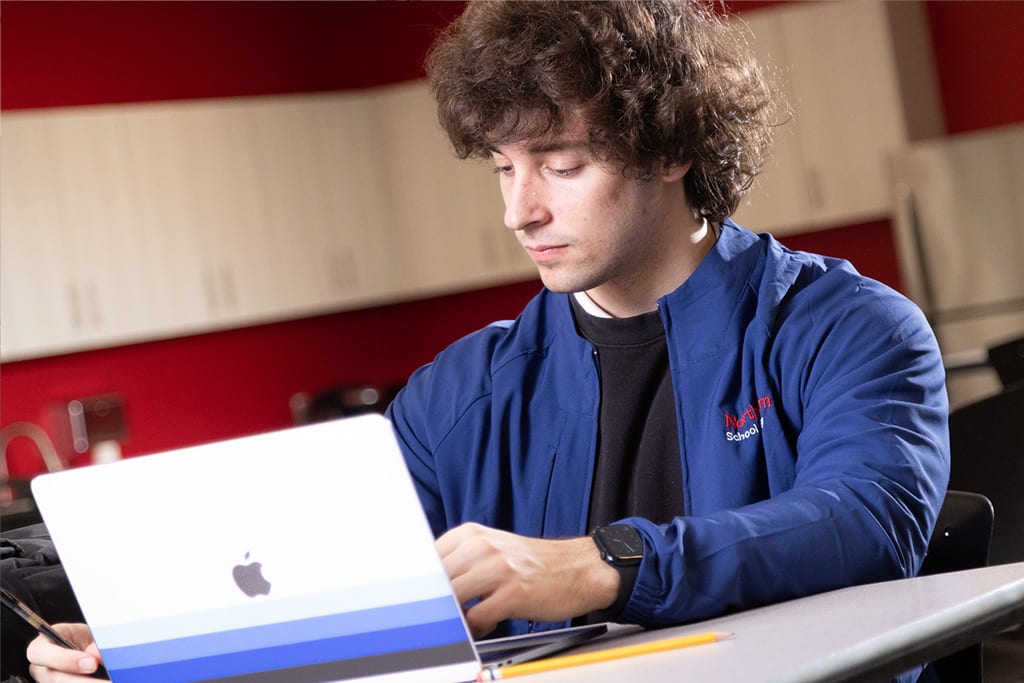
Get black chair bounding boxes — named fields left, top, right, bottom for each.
left=920, top=490, right=994, bottom=577
left=1, top=523, right=83, bottom=682
left=945, top=384, right=1024, bottom=682
left=919, top=490, right=995, bottom=683
left=948, top=383, right=1024, bottom=566
left=987, top=336, right=1024, bottom=389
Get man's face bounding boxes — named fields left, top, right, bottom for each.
left=490, top=120, right=685, bottom=311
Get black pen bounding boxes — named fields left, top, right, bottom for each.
left=1, top=587, right=109, bottom=679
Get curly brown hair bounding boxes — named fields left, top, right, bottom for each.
left=426, top=0, right=776, bottom=223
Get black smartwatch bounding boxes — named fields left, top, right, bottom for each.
left=591, top=524, right=643, bottom=617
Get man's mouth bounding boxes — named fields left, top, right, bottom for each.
left=523, top=244, right=569, bottom=264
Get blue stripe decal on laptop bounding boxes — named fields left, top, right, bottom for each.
left=101, top=595, right=465, bottom=669
left=92, top=572, right=455, bottom=647
left=105, top=617, right=472, bottom=683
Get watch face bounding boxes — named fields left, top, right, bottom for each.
left=594, top=525, right=643, bottom=565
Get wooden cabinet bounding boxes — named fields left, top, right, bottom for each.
left=120, top=100, right=269, bottom=332
left=731, top=1, right=942, bottom=235
left=233, top=94, right=400, bottom=314
left=0, top=85, right=534, bottom=361
left=1, top=107, right=160, bottom=357
left=371, top=81, right=534, bottom=299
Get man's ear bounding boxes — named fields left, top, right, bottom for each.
left=661, top=160, right=692, bottom=183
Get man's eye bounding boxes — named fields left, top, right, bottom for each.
left=493, top=165, right=513, bottom=175
left=550, top=166, right=581, bottom=178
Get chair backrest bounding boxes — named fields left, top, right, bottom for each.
left=948, top=383, right=1024, bottom=565
left=919, top=489, right=994, bottom=576
left=987, top=336, right=1024, bottom=388
left=918, top=490, right=995, bottom=683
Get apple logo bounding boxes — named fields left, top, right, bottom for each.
left=232, top=552, right=271, bottom=597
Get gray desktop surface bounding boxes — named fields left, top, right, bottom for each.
left=510, top=562, right=1024, bottom=682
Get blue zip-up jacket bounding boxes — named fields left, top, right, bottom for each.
left=387, top=220, right=950, bottom=637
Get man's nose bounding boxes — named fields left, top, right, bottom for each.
left=503, top=176, right=548, bottom=232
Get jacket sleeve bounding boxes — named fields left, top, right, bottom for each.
left=386, top=363, right=449, bottom=538
left=385, top=321, right=511, bottom=539
left=622, top=287, right=950, bottom=627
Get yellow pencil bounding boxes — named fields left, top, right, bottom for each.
left=477, top=630, right=732, bottom=680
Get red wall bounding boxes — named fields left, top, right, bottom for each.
left=1, top=280, right=542, bottom=474
left=925, top=1, right=1024, bottom=135
left=0, top=1, right=466, bottom=108
left=3, top=1, right=1023, bottom=476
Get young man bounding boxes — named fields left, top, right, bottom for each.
left=392, top=0, right=949, bottom=642
left=27, top=1, right=949, bottom=680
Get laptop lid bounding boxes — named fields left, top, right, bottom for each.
left=32, top=414, right=481, bottom=683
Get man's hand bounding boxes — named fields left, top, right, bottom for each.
left=436, top=522, right=620, bottom=638
left=26, top=623, right=104, bottom=681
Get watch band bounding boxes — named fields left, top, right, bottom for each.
left=591, top=525, right=643, bottom=617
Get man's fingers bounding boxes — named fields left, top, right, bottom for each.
left=438, top=523, right=510, bottom=593
left=27, top=637, right=89, bottom=670
left=436, top=523, right=615, bottom=635
left=463, top=601, right=501, bottom=640
left=25, top=624, right=102, bottom=682
left=446, top=548, right=507, bottom=607
left=28, top=663, right=100, bottom=683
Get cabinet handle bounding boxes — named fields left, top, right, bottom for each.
left=326, top=249, right=358, bottom=293
left=219, top=264, right=237, bottom=310
left=85, top=282, right=102, bottom=328
left=480, top=231, right=501, bottom=268
left=67, top=283, right=84, bottom=330
left=203, top=267, right=220, bottom=313
left=806, top=167, right=824, bottom=212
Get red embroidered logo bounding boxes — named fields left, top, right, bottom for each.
left=724, top=395, right=774, bottom=442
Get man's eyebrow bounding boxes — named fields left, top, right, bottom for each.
left=526, top=139, right=589, bottom=154
left=490, top=139, right=590, bottom=156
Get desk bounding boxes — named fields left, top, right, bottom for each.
left=513, top=562, right=1024, bottom=682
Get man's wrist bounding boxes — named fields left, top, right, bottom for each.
left=591, top=525, right=643, bottom=617
left=584, top=538, right=622, bottom=614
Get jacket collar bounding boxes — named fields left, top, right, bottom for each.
left=506, top=220, right=765, bottom=365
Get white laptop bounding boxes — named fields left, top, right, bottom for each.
left=31, top=414, right=603, bottom=683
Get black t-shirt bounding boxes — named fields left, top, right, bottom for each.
left=569, top=295, right=684, bottom=531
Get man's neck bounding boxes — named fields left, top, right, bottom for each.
left=584, top=217, right=717, bottom=318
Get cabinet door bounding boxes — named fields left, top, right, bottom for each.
left=241, top=93, right=399, bottom=314
left=118, top=102, right=231, bottom=336
left=1, top=114, right=75, bottom=358
left=48, top=108, right=161, bottom=343
left=731, top=2, right=909, bottom=234
left=168, top=99, right=285, bottom=327
left=1, top=108, right=157, bottom=359
left=372, top=81, right=533, bottom=298
left=308, top=94, right=405, bottom=307
left=779, top=1, right=907, bottom=226
left=122, top=95, right=403, bottom=333
left=729, top=11, right=812, bottom=234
